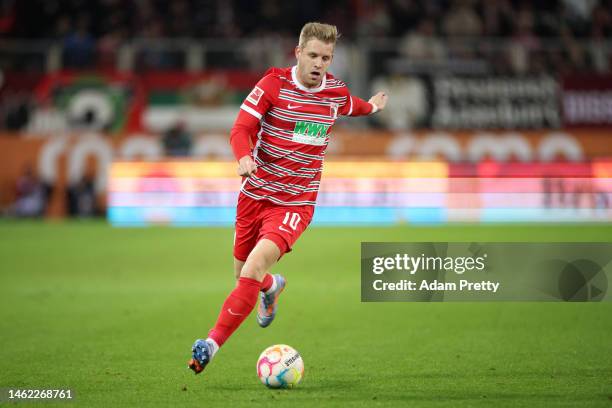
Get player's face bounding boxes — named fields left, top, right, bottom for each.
left=295, top=39, right=334, bottom=88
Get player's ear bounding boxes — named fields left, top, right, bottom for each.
left=294, top=46, right=301, bottom=60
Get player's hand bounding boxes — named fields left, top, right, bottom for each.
left=368, top=91, right=388, bottom=112
left=238, top=155, right=257, bottom=177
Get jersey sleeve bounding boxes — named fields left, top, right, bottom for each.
left=338, top=86, right=375, bottom=117
left=230, top=73, right=281, bottom=161
left=240, top=74, right=281, bottom=120
left=229, top=110, right=260, bottom=161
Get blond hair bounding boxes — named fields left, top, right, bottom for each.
left=298, top=22, right=340, bottom=48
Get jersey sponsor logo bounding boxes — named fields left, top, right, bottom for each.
left=330, top=103, right=339, bottom=119
left=287, top=104, right=303, bottom=109
left=246, top=86, right=264, bottom=105
left=292, top=121, right=330, bottom=146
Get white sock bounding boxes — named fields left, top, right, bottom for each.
left=206, top=338, right=220, bottom=357
left=265, top=276, right=277, bottom=295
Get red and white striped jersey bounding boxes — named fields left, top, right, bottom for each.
left=232, top=65, right=373, bottom=206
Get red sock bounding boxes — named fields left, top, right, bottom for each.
left=208, top=277, right=260, bottom=347
left=260, top=273, right=273, bottom=292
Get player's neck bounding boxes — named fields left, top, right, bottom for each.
left=292, top=65, right=325, bottom=93
left=299, top=76, right=322, bottom=89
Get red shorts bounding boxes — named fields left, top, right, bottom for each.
left=233, top=193, right=314, bottom=262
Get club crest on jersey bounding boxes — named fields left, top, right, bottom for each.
left=246, top=86, right=264, bottom=105
left=330, top=103, right=339, bottom=119
left=292, top=121, right=330, bottom=146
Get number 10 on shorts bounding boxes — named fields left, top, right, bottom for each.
left=281, top=212, right=301, bottom=231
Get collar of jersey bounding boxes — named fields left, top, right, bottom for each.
left=291, top=65, right=326, bottom=93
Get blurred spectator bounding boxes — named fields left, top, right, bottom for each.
left=10, top=166, right=47, bottom=217
left=162, top=121, right=192, bottom=157
left=371, top=74, right=426, bottom=130
left=3, top=95, right=31, bottom=131
left=399, top=19, right=446, bottom=61
left=389, top=0, right=423, bottom=36
left=0, top=0, right=16, bottom=35
left=132, top=0, right=157, bottom=36
left=560, top=24, right=587, bottom=73
left=167, top=0, right=194, bottom=38
left=53, top=15, right=71, bottom=39
left=328, top=43, right=350, bottom=84
left=442, top=0, right=483, bottom=37
left=136, top=17, right=182, bottom=70
left=66, top=172, right=98, bottom=217
left=590, top=2, right=612, bottom=36
left=481, top=0, right=514, bottom=36
left=0, top=71, right=42, bottom=131
left=508, top=7, right=540, bottom=74
left=97, top=27, right=126, bottom=70
left=355, top=1, right=392, bottom=37
left=588, top=3, right=612, bottom=72
left=96, top=5, right=128, bottom=69
left=63, top=14, right=95, bottom=68
left=561, top=0, right=598, bottom=27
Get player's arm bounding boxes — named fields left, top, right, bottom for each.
left=229, top=73, right=281, bottom=177
left=230, top=112, right=259, bottom=176
left=341, top=89, right=388, bottom=116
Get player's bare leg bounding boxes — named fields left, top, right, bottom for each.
left=189, top=239, right=282, bottom=374
left=233, top=258, right=245, bottom=280
left=235, top=256, right=280, bottom=298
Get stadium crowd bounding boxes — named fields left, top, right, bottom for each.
left=0, top=0, right=610, bottom=73
left=3, top=0, right=611, bottom=40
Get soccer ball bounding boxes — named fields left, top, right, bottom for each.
left=256, top=344, right=304, bottom=388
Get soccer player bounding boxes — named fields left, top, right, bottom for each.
left=188, top=22, right=388, bottom=374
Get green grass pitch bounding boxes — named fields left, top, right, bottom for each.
left=0, top=221, right=611, bottom=407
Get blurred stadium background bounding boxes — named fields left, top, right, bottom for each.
left=1, top=2, right=612, bottom=406
left=0, top=0, right=611, bottom=225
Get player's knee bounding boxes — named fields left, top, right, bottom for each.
left=240, top=259, right=267, bottom=281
